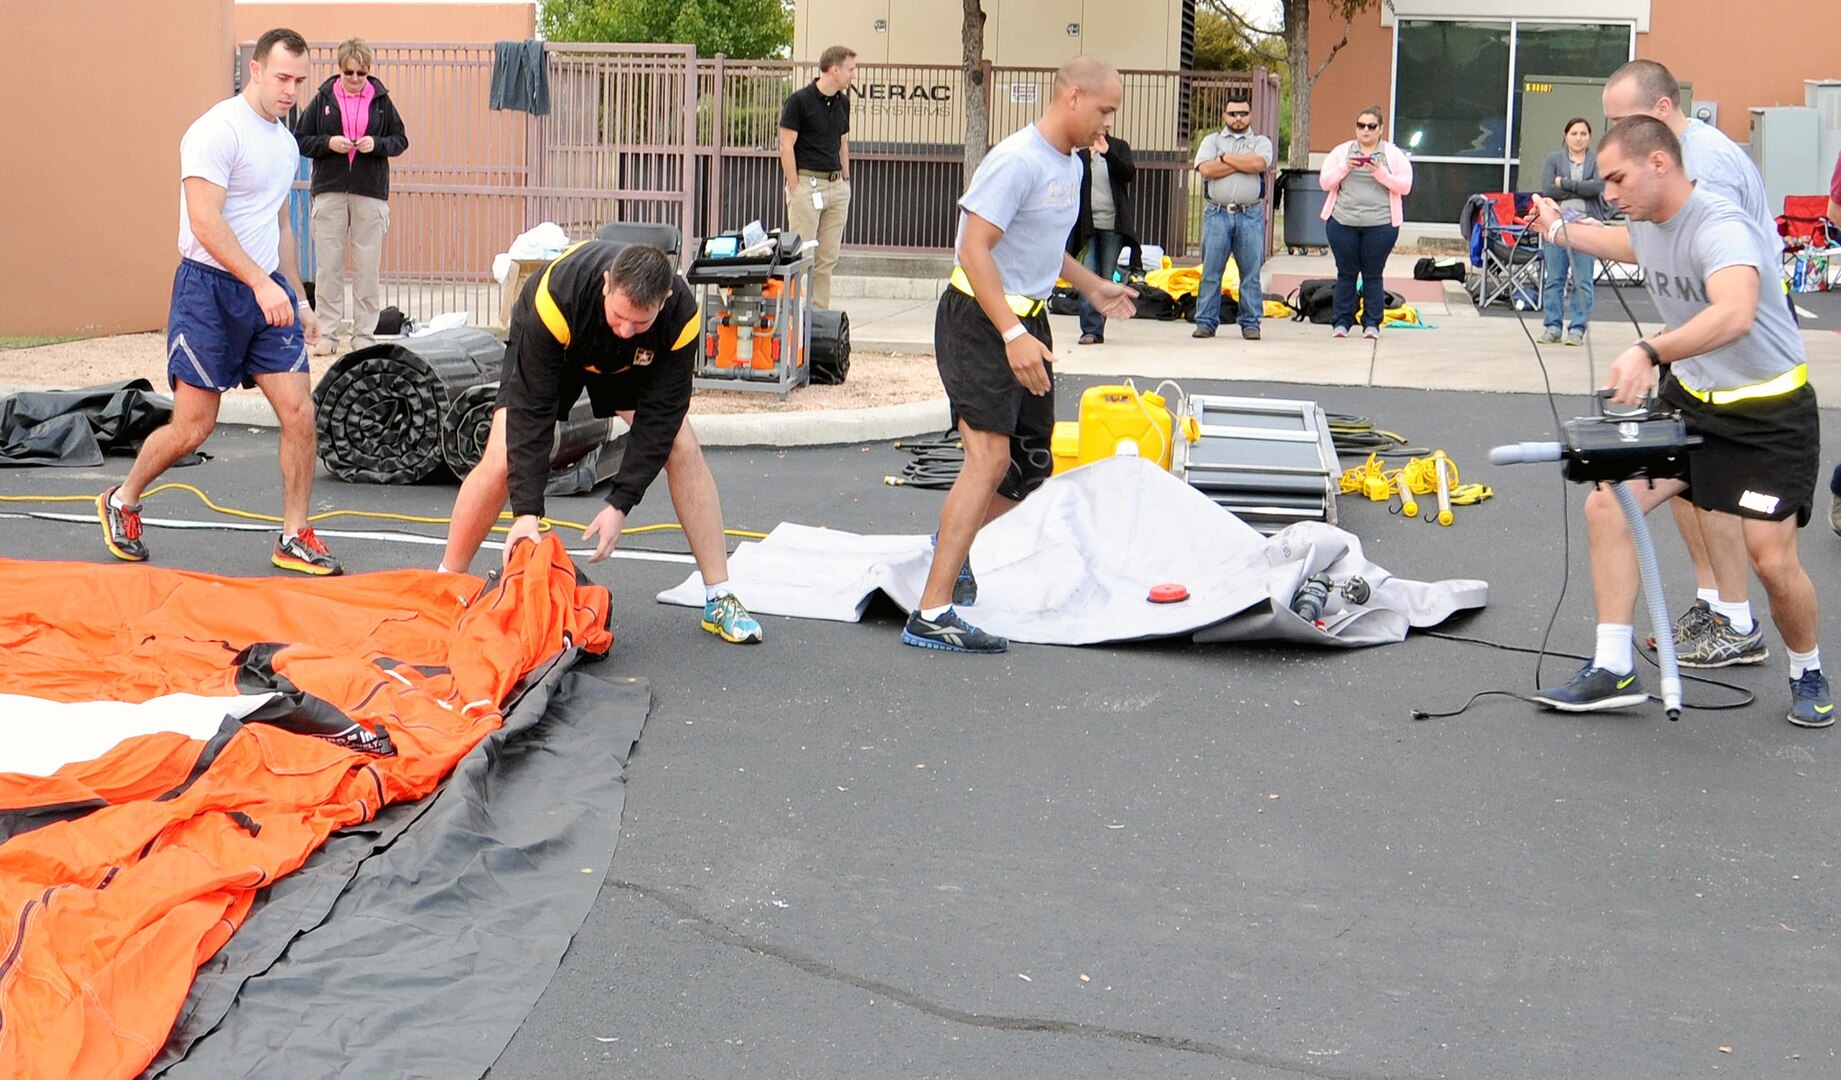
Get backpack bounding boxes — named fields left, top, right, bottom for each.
left=1048, top=283, right=1083, bottom=316
left=1288, top=279, right=1338, bottom=324
left=1413, top=257, right=1466, bottom=282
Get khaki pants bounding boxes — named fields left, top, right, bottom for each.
left=784, top=174, right=850, bottom=309
left=310, top=191, right=390, bottom=347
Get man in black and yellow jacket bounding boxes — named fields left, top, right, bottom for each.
left=438, top=240, right=763, bottom=643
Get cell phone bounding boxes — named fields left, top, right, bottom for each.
left=1350, top=153, right=1372, bottom=166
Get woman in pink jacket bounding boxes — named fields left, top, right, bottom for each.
left=1319, top=106, right=1414, bottom=338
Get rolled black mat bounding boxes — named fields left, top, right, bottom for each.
left=810, top=308, right=850, bottom=384
left=440, top=384, right=618, bottom=496
left=439, top=382, right=501, bottom=478
left=314, top=328, right=504, bottom=484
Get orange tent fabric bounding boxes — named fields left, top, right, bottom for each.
left=0, top=538, right=612, bottom=1080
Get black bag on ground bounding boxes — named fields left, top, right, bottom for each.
left=809, top=309, right=851, bottom=385
left=1048, top=284, right=1082, bottom=316
left=1288, top=278, right=1338, bottom=323
left=1413, top=257, right=1466, bottom=282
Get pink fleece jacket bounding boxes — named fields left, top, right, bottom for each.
left=1319, top=140, right=1414, bottom=227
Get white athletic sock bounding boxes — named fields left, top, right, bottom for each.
left=705, top=582, right=733, bottom=603
left=1709, top=598, right=1754, bottom=634
left=436, top=564, right=456, bottom=574
left=920, top=604, right=951, bottom=621
left=109, top=490, right=131, bottom=510
left=1594, top=624, right=1634, bottom=675
left=1789, top=647, right=1821, bottom=680
left=1696, top=588, right=1719, bottom=606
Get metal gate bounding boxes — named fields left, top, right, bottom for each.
left=249, top=41, right=698, bottom=328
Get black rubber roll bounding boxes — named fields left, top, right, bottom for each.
left=809, top=309, right=851, bottom=384
left=439, top=382, right=500, bottom=477
left=313, top=329, right=504, bottom=484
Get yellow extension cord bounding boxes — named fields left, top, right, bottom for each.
left=1339, top=452, right=1493, bottom=512
left=0, top=482, right=771, bottom=542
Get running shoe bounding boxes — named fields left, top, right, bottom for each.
left=97, top=485, right=148, bottom=562
left=902, top=608, right=1007, bottom=654
left=1675, top=610, right=1768, bottom=669
left=930, top=532, right=977, bottom=607
left=1538, top=327, right=1562, bottom=344
left=1644, top=598, right=1712, bottom=650
left=702, top=593, right=764, bottom=643
left=273, top=527, right=343, bottom=576
left=1788, top=669, right=1834, bottom=728
left=1532, top=663, right=1647, bottom=712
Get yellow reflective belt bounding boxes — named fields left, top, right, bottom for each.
left=533, top=241, right=591, bottom=347
left=949, top=265, right=1046, bottom=318
left=1677, top=363, right=1807, bottom=405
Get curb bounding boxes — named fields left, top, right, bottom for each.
left=0, top=382, right=952, bottom=448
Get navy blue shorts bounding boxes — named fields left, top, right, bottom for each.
left=165, top=259, right=310, bottom=392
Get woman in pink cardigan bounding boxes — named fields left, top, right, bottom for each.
left=1319, top=106, right=1414, bottom=338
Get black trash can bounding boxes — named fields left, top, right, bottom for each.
left=1278, top=169, right=1329, bottom=254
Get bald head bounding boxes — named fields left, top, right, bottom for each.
left=1603, top=59, right=1682, bottom=127
left=1054, top=56, right=1118, bottom=95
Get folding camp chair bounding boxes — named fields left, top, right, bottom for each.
left=1777, top=195, right=1841, bottom=292
left=1461, top=192, right=1542, bottom=309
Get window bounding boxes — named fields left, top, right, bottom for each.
left=1392, top=19, right=1633, bottom=223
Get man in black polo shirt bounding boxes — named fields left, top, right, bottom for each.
left=779, top=45, right=857, bottom=308
left=437, top=241, right=763, bottom=644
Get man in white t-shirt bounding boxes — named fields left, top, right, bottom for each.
left=98, top=28, right=341, bottom=576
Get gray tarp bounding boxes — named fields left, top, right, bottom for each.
left=659, top=456, right=1488, bottom=647
left=147, top=662, right=649, bottom=1080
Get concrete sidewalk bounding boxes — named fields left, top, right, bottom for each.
left=850, top=251, right=1841, bottom=400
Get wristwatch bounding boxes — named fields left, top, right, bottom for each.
left=1635, top=339, right=1661, bottom=366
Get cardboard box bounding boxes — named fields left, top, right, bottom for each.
left=498, top=258, right=550, bottom=328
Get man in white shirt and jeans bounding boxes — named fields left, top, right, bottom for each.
left=97, top=28, right=338, bottom=576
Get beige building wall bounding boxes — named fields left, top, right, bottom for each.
left=794, top=0, right=1189, bottom=70
left=1, top=0, right=234, bottom=337
left=233, top=1, right=534, bottom=45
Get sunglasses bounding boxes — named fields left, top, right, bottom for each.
left=1355, top=121, right=1380, bottom=130
left=342, top=68, right=368, bottom=77
left=1225, top=110, right=1251, bottom=118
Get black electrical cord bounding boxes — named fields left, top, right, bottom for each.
left=885, top=430, right=965, bottom=489
left=1408, top=215, right=1751, bottom=720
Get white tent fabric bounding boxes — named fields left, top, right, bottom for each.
left=0, top=693, right=276, bottom=777
left=660, top=456, right=1487, bottom=646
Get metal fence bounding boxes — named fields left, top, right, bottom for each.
left=258, top=43, right=1278, bottom=326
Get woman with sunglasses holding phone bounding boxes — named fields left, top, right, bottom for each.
left=294, top=38, right=409, bottom=354
left=1319, top=106, right=1413, bottom=339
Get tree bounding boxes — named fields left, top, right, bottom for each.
left=1192, top=7, right=1290, bottom=161
left=1204, top=0, right=1386, bottom=169
left=540, top=0, right=792, bottom=60
left=960, top=0, right=991, bottom=186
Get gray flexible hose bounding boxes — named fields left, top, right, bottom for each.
left=1611, top=481, right=1682, bottom=718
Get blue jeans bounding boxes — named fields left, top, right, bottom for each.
left=1195, top=204, right=1266, bottom=331
left=1077, top=229, right=1126, bottom=339
left=1324, top=219, right=1398, bottom=330
left=1541, top=243, right=1595, bottom=334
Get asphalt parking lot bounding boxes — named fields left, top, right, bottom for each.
left=4, top=376, right=1839, bottom=1079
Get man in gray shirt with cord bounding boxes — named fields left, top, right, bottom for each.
left=1192, top=96, right=1273, bottom=340
left=1528, top=116, right=1827, bottom=728
left=1601, top=58, right=1781, bottom=671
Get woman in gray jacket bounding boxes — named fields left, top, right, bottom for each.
left=1538, top=117, right=1605, bottom=345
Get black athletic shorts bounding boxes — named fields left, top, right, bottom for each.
left=933, top=287, right=1056, bottom=501
left=1659, top=373, right=1819, bottom=526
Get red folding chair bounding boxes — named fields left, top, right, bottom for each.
left=1777, top=195, right=1841, bottom=292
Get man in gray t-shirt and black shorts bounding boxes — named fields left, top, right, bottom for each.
left=1602, top=59, right=1788, bottom=669
left=1529, top=116, right=1829, bottom=727
left=904, top=56, right=1139, bottom=654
